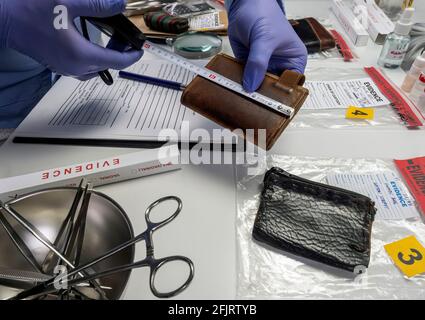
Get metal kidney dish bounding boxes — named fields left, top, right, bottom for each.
left=0, top=188, right=135, bottom=300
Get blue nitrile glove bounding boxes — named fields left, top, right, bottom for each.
left=227, top=0, right=308, bottom=92
left=0, top=0, right=143, bottom=78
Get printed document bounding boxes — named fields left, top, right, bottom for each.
left=327, top=171, right=419, bottom=220
left=14, top=60, right=222, bottom=142
left=303, top=78, right=390, bottom=109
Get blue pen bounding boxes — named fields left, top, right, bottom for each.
left=119, top=71, right=186, bottom=91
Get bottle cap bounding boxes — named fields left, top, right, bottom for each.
left=395, top=7, right=415, bottom=36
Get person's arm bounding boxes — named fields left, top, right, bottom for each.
left=225, top=0, right=307, bottom=92
left=0, top=0, right=143, bottom=78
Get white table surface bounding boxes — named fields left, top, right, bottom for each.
left=0, top=0, right=424, bottom=299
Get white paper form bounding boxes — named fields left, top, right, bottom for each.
left=15, top=60, right=222, bottom=142
left=303, top=78, right=390, bottom=109
left=327, top=172, right=419, bottom=220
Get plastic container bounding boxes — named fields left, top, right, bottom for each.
left=409, top=72, right=425, bottom=102
left=401, top=51, right=425, bottom=92
left=378, top=7, right=415, bottom=68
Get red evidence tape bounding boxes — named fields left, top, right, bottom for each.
left=395, top=157, right=425, bottom=216
left=364, top=67, right=423, bottom=128
left=330, top=29, right=354, bottom=62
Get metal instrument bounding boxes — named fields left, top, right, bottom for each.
left=0, top=183, right=107, bottom=299
left=0, top=267, right=51, bottom=283
left=0, top=186, right=134, bottom=300
left=0, top=267, right=111, bottom=290
left=11, top=196, right=194, bottom=300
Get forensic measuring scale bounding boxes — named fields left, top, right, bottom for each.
left=84, top=14, right=295, bottom=118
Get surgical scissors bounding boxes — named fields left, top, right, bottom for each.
left=12, top=196, right=194, bottom=300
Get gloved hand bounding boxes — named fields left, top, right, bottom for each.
left=0, top=0, right=143, bottom=78
left=227, top=0, right=308, bottom=92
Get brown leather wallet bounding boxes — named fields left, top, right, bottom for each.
left=180, top=54, right=309, bottom=150
left=290, top=17, right=336, bottom=54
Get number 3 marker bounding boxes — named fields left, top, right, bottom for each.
left=385, top=235, right=425, bottom=278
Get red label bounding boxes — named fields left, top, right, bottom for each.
left=364, top=67, right=423, bottom=127
left=395, top=157, right=425, bottom=215
left=329, top=29, right=354, bottom=62
left=419, top=73, right=425, bottom=83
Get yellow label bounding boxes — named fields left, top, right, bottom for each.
left=346, top=106, right=374, bottom=120
left=384, top=235, right=425, bottom=278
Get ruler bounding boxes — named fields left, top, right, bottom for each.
left=142, top=41, right=295, bottom=118
left=364, top=67, right=423, bottom=127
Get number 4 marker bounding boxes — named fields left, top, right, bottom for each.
left=346, top=106, right=374, bottom=120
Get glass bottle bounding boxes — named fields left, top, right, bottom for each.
left=378, top=7, right=414, bottom=68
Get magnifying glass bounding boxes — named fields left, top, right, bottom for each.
left=149, top=31, right=223, bottom=60
left=170, top=32, right=223, bottom=59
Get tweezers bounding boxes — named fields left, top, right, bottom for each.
left=80, top=18, right=114, bottom=85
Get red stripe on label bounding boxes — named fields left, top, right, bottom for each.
left=330, top=29, right=354, bottom=62
left=395, top=157, right=425, bottom=216
left=364, top=67, right=423, bottom=127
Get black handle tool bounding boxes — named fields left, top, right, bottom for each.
left=81, top=14, right=147, bottom=85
